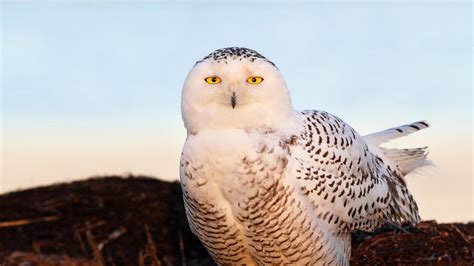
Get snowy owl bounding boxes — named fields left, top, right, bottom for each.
left=180, top=47, right=429, bottom=265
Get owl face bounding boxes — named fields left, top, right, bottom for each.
left=181, top=47, right=296, bottom=134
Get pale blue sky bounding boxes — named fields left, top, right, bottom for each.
left=3, top=2, right=471, bottom=126
left=1, top=1, right=472, bottom=221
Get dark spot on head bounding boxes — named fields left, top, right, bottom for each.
left=196, top=47, right=277, bottom=67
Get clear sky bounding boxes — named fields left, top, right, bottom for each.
left=1, top=1, right=472, bottom=222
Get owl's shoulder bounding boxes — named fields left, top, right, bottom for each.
left=297, top=110, right=364, bottom=151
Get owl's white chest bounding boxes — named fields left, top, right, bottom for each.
left=180, top=130, right=279, bottom=265
left=180, top=130, right=343, bottom=265
left=180, top=129, right=283, bottom=205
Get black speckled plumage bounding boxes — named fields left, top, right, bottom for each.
left=196, top=47, right=276, bottom=67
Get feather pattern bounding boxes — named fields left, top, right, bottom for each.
left=292, top=111, right=423, bottom=231
left=363, top=121, right=429, bottom=145
left=180, top=110, right=428, bottom=265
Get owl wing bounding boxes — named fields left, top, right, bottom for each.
left=290, top=110, right=428, bottom=232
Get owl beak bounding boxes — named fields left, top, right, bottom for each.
left=231, top=92, right=237, bottom=109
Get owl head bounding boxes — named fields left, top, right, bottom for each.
left=181, top=47, right=297, bottom=134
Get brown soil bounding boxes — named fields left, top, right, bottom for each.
left=0, top=176, right=472, bottom=265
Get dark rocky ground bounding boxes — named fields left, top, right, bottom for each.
left=0, top=175, right=472, bottom=265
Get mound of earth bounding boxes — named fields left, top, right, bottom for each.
left=0, top=176, right=472, bottom=265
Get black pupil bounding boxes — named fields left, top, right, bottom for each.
left=252, top=78, right=256, bottom=82
left=212, top=77, right=216, bottom=82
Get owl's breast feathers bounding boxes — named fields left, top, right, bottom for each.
left=180, top=110, right=427, bottom=265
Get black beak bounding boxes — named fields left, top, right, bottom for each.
left=231, top=92, right=237, bottom=109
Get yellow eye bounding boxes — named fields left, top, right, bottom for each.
left=204, top=76, right=221, bottom=84
left=247, top=76, right=264, bottom=84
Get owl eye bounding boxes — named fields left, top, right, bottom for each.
left=204, top=76, right=221, bottom=84
left=246, top=76, right=264, bottom=84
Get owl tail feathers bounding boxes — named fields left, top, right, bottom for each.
left=382, top=147, right=430, bottom=175
left=363, top=121, right=431, bottom=175
left=363, top=121, right=429, bottom=145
